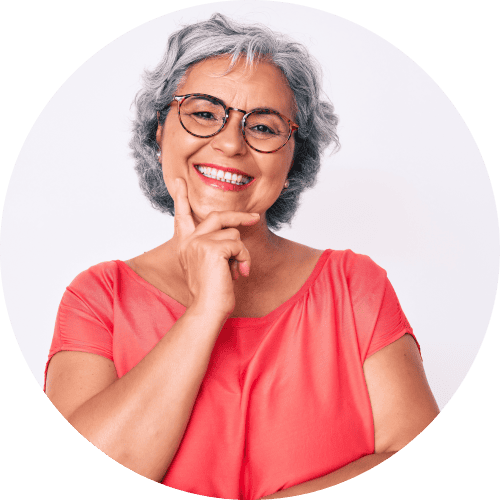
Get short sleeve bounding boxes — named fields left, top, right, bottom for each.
left=342, top=250, right=419, bottom=362
left=365, top=277, right=419, bottom=359
left=44, top=263, right=115, bottom=391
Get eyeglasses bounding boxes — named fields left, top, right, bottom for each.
left=170, top=94, right=299, bottom=154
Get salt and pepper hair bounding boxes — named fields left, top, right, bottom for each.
left=130, top=13, right=339, bottom=230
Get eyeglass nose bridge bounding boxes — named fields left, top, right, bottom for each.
left=207, top=107, right=251, bottom=152
left=220, top=107, right=250, bottom=135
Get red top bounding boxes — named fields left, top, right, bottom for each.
left=45, top=249, right=417, bottom=499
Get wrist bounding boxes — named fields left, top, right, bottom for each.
left=189, top=288, right=235, bottom=317
left=186, top=299, right=232, bottom=323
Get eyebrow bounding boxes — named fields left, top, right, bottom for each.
left=195, top=93, right=292, bottom=118
left=195, top=95, right=221, bottom=105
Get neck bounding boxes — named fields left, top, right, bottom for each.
left=233, top=217, right=285, bottom=269
left=166, top=216, right=287, bottom=277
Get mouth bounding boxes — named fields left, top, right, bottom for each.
left=193, top=164, right=255, bottom=192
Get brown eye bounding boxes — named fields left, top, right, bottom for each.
left=192, top=111, right=217, bottom=121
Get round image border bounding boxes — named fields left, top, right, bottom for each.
left=0, top=0, right=500, bottom=499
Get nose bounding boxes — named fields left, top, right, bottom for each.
left=210, top=109, right=247, bottom=156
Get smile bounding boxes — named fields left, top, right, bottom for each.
left=193, top=164, right=255, bottom=192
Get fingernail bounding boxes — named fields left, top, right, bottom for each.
left=239, top=262, right=250, bottom=277
left=250, top=213, right=260, bottom=218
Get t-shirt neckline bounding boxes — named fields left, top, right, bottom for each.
left=115, top=249, right=333, bottom=327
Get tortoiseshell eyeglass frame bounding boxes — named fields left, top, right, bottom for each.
left=169, top=94, right=299, bottom=154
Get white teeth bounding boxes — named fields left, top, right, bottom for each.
left=196, top=166, right=252, bottom=186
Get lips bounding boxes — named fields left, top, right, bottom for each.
left=193, top=164, right=255, bottom=192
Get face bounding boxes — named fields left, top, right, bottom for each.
left=156, top=56, right=296, bottom=224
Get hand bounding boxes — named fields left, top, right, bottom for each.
left=173, top=178, right=260, bottom=317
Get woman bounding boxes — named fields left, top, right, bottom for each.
left=44, top=13, right=439, bottom=499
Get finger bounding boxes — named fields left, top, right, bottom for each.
left=173, top=178, right=196, bottom=238
left=230, top=258, right=240, bottom=280
left=217, top=239, right=252, bottom=277
left=195, top=211, right=260, bottom=236
left=207, top=228, right=241, bottom=242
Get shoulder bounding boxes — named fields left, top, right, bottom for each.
left=326, top=248, right=387, bottom=283
left=67, top=260, right=121, bottom=295
left=49, top=263, right=120, bottom=382
left=317, top=249, right=388, bottom=306
left=333, top=248, right=385, bottom=274
left=61, top=261, right=125, bottom=317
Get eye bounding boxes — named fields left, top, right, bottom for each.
left=249, top=123, right=278, bottom=136
left=181, top=96, right=225, bottom=124
left=192, top=111, right=217, bottom=121
left=245, top=111, right=287, bottom=139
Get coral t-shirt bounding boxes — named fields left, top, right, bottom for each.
left=45, top=249, right=416, bottom=499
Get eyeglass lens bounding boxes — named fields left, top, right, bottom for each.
left=179, top=95, right=291, bottom=152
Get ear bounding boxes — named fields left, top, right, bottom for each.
left=156, top=111, right=163, bottom=144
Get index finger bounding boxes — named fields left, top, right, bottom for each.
left=173, top=178, right=196, bottom=237
left=195, top=211, right=260, bottom=236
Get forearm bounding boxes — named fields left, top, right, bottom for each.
left=262, top=452, right=396, bottom=499
left=67, top=306, right=226, bottom=481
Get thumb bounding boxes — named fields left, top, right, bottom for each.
left=173, top=178, right=196, bottom=238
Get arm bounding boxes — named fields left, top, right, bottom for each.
left=46, top=179, right=259, bottom=482
left=262, top=334, right=439, bottom=498
left=46, top=302, right=228, bottom=482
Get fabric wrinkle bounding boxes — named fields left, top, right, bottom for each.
left=44, top=249, right=416, bottom=499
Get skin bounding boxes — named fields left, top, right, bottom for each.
left=160, top=56, right=296, bottom=222
left=45, top=56, right=439, bottom=496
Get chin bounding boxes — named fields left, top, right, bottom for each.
left=190, top=197, right=245, bottom=219
left=190, top=203, right=222, bottom=221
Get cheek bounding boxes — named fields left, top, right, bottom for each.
left=271, top=152, right=294, bottom=183
left=160, top=134, right=184, bottom=191
left=160, top=125, right=196, bottom=174
left=161, top=110, right=189, bottom=149
left=161, top=163, right=174, bottom=196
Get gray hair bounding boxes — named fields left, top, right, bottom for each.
left=130, top=13, right=339, bottom=230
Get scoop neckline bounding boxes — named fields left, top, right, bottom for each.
left=114, top=248, right=333, bottom=327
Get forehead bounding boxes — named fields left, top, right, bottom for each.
left=178, top=56, right=296, bottom=117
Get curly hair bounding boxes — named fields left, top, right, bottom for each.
left=130, top=13, right=339, bottom=231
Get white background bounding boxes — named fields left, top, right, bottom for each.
left=1, top=0, right=497, bottom=410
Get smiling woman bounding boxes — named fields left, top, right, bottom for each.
left=43, top=13, right=439, bottom=500
left=158, top=57, right=296, bottom=220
